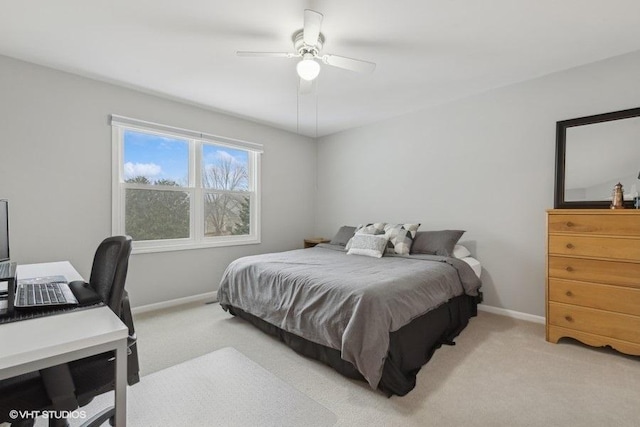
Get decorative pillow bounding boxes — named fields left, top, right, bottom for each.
left=345, top=223, right=387, bottom=250
left=410, top=230, right=466, bottom=257
left=347, top=234, right=389, bottom=258
left=354, top=223, right=387, bottom=235
left=453, top=244, right=471, bottom=259
left=330, top=226, right=356, bottom=247
left=383, top=223, right=421, bottom=255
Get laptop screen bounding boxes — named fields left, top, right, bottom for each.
left=0, top=200, right=9, bottom=262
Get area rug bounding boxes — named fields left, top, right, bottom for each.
left=36, top=347, right=337, bottom=427
left=129, top=347, right=337, bottom=426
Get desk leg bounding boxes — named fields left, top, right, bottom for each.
left=114, top=340, right=127, bottom=426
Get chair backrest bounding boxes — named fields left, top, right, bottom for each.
left=88, top=235, right=132, bottom=316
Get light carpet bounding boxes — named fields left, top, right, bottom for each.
left=130, top=302, right=640, bottom=427
left=29, top=302, right=640, bottom=426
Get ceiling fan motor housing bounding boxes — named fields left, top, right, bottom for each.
left=293, top=29, right=324, bottom=57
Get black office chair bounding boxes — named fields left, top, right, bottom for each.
left=0, top=235, right=139, bottom=427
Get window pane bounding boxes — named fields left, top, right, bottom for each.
left=125, top=189, right=190, bottom=241
left=202, top=144, right=249, bottom=191
left=124, top=130, right=189, bottom=186
left=204, top=193, right=250, bottom=236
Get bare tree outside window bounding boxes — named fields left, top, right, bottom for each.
left=202, top=148, right=251, bottom=236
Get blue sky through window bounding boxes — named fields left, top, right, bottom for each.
left=124, top=130, right=250, bottom=188
left=124, top=130, right=189, bottom=184
left=202, top=144, right=248, bottom=170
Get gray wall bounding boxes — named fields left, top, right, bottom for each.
left=3, top=49, right=640, bottom=316
left=0, top=55, right=317, bottom=307
left=315, top=50, right=640, bottom=317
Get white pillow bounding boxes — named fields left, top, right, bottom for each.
left=347, top=234, right=389, bottom=258
left=453, top=244, right=471, bottom=259
left=345, top=222, right=387, bottom=250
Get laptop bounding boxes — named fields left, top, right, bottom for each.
left=14, top=275, right=104, bottom=310
left=14, top=275, right=79, bottom=309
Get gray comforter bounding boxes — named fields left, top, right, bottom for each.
left=217, top=244, right=481, bottom=389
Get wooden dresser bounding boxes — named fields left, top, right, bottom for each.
left=546, top=209, right=640, bottom=355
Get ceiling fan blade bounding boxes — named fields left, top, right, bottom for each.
left=303, top=9, right=323, bottom=46
left=322, top=54, right=376, bottom=73
left=298, top=77, right=314, bottom=95
left=236, top=51, right=296, bottom=58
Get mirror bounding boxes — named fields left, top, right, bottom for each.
left=555, top=107, right=640, bottom=209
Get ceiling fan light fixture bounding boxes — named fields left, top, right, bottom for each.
left=297, top=55, right=320, bottom=81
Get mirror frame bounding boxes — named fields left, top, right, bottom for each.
left=554, top=106, right=640, bottom=209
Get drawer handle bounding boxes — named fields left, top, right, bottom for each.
left=566, top=243, right=574, bottom=249
left=565, top=291, right=573, bottom=297
left=565, top=266, right=574, bottom=272
left=566, top=221, right=574, bottom=227
left=564, top=315, right=573, bottom=322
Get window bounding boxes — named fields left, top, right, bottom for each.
left=111, top=116, right=262, bottom=253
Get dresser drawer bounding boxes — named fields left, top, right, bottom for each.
left=548, top=235, right=640, bottom=262
left=548, top=302, right=640, bottom=344
left=548, top=278, right=640, bottom=316
left=548, top=214, right=640, bottom=236
left=548, top=256, right=640, bottom=288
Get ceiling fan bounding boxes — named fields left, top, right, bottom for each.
left=236, top=9, right=376, bottom=94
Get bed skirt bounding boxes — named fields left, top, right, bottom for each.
left=222, top=294, right=478, bottom=396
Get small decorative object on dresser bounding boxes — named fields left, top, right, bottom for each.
left=610, top=182, right=625, bottom=209
left=546, top=209, right=640, bottom=355
left=303, top=237, right=330, bottom=248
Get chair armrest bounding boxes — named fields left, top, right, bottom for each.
left=119, top=291, right=140, bottom=386
left=120, top=291, right=136, bottom=339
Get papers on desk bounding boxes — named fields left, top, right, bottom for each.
left=0, top=281, right=9, bottom=316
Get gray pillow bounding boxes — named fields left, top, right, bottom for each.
left=410, top=230, right=465, bottom=257
left=330, top=226, right=356, bottom=247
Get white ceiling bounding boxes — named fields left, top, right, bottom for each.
left=2, top=1, right=640, bottom=137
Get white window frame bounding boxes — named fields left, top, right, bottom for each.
left=110, top=115, right=262, bottom=254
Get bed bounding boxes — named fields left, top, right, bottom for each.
left=217, top=230, right=482, bottom=396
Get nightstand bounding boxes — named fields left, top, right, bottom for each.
left=304, top=238, right=330, bottom=248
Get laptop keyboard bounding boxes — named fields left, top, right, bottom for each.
left=16, top=282, right=70, bottom=306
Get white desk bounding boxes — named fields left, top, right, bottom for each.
left=0, top=262, right=128, bottom=426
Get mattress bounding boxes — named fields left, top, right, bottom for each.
left=461, top=256, right=482, bottom=278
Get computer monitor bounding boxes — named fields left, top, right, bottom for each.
left=0, top=199, right=9, bottom=262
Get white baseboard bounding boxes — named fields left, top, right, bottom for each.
left=132, top=291, right=218, bottom=315
left=478, top=304, right=545, bottom=324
